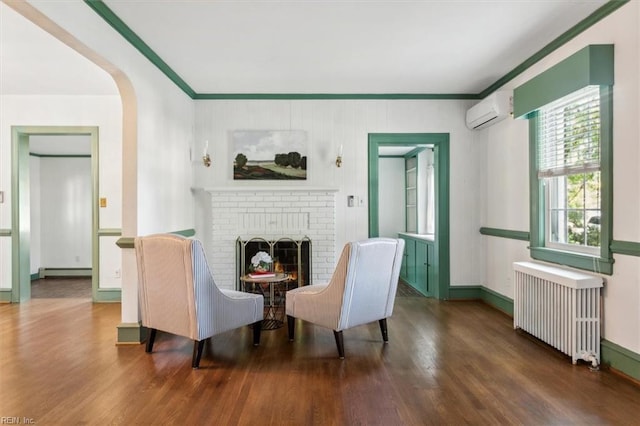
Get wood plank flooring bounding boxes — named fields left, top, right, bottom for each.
left=1, top=291, right=639, bottom=425
left=30, top=277, right=92, bottom=299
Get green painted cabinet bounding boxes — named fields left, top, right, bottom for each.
left=415, top=241, right=429, bottom=295
left=400, top=237, right=416, bottom=285
left=399, top=234, right=435, bottom=297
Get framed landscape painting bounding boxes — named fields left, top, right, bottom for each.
left=232, top=130, right=308, bottom=180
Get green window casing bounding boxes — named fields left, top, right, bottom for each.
left=514, top=44, right=614, bottom=275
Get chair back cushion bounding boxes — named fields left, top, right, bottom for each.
left=337, top=238, right=404, bottom=330
left=135, top=234, right=197, bottom=339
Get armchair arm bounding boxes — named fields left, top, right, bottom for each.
left=285, top=244, right=350, bottom=330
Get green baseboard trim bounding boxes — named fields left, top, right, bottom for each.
left=449, top=285, right=514, bottom=316
left=40, top=268, right=92, bottom=277
left=0, top=289, right=12, bottom=303
left=31, top=273, right=39, bottom=281
left=480, top=287, right=514, bottom=316
left=601, top=339, right=640, bottom=382
left=448, top=286, right=483, bottom=299
left=117, top=322, right=148, bottom=344
left=95, top=288, right=121, bottom=302
left=480, top=227, right=530, bottom=241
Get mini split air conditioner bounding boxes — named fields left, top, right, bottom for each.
left=465, top=91, right=512, bottom=130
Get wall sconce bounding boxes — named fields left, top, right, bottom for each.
left=335, top=144, right=343, bottom=168
left=203, top=140, right=211, bottom=167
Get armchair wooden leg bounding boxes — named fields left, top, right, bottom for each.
left=253, top=321, right=262, bottom=346
left=333, top=330, right=345, bottom=359
left=379, top=318, right=389, bottom=342
left=145, top=328, right=157, bottom=353
left=287, top=315, right=295, bottom=342
left=192, top=340, right=205, bottom=369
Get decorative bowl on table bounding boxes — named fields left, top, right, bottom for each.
left=249, top=251, right=273, bottom=274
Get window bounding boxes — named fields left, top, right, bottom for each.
left=514, top=44, right=614, bottom=274
left=529, top=83, right=613, bottom=274
left=538, top=86, right=601, bottom=255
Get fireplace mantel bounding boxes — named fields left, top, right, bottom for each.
left=198, top=186, right=339, bottom=193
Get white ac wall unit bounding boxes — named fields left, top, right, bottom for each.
left=466, top=91, right=512, bottom=130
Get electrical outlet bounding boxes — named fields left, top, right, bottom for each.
left=115, top=269, right=121, bottom=278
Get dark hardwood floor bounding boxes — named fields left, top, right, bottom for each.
left=30, top=277, right=92, bottom=299
left=1, top=285, right=639, bottom=425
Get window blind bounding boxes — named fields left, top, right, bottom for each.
left=537, top=85, right=601, bottom=178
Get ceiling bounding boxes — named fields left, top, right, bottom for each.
left=0, top=0, right=612, bottom=97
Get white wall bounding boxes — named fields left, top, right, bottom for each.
left=194, top=99, right=484, bottom=287
left=379, top=157, right=405, bottom=238
left=480, top=2, right=640, bottom=354
left=39, top=157, right=92, bottom=269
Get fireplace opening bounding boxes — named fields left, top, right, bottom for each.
left=236, top=236, right=312, bottom=291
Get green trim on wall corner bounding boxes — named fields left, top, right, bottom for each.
left=117, top=322, right=147, bottom=344
left=480, top=227, right=530, bottom=241
left=98, top=228, right=122, bottom=237
left=30, top=273, right=39, bottom=281
left=0, top=229, right=10, bottom=237
left=194, top=93, right=479, bottom=100
left=116, top=229, right=196, bottom=248
left=84, top=0, right=196, bottom=98
left=85, top=0, right=628, bottom=101
left=0, top=289, right=12, bottom=303
left=610, top=240, right=640, bottom=257
left=115, top=237, right=134, bottom=249
left=601, top=339, right=640, bottom=382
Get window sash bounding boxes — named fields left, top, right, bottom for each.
left=537, top=86, right=600, bottom=178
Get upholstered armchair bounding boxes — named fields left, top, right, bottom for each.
left=285, top=237, right=405, bottom=358
left=134, top=234, right=263, bottom=369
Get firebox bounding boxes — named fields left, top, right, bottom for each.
left=236, top=236, right=312, bottom=291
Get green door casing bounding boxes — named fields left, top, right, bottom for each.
left=368, top=133, right=450, bottom=300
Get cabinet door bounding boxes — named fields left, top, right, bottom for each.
left=400, top=237, right=408, bottom=280
left=415, top=242, right=428, bottom=295
left=405, top=238, right=416, bottom=285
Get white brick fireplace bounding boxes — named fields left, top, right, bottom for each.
left=205, top=187, right=337, bottom=290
